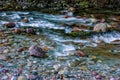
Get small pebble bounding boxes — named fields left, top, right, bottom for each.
left=18, top=76, right=27, bottom=80
left=2, top=75, right=8, bottom=80
left=95, top=75, right=102, bottom=79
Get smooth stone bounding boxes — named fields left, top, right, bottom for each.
left=95, top=75, right=102, bottom=79
left=29, top=45, right=46, bottom=58
left=0, top=54, right=7, bottom=60
left=18, top=76, right=27, bottom=80
left=21, top=17, right=29, bottom=23
left=26, top=28, right=35, bottom=34
left=1, top=75, right=9, bottom=80
left=110, top=78, right=117, bottom=80
left=6, top=22, right=16, bottom=28
left=14, top=28, right=21, bottom=34
left=77, top=50, right=87, bottom=57
left=3, top=49, right=9, bottom=54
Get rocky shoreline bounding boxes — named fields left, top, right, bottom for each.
left=0, top=0, right=120, bottom=15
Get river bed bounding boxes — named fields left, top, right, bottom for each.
left=0, top=11, right=120, bottom=80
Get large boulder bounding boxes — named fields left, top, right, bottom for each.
left=29, top=46, right=46, bottom=58
left=93, top=23, right=111, bottom=32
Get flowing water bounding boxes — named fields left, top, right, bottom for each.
left=0, top=11, right=120, bottom=57
left=0, top=11, right=120, bottom=79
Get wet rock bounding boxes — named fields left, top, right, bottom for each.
left=29, top=45, right=46, bottom=58
left=0, top=49, right=3, bottom=53
left=53, top=62, right=61, bottom=70
left=91, top=71, right=98, bottom=76
left=76, top=50, right=87, bottom=57
left=21, top=17, right=29, bottom=23
left=93, top=23, right=111, bottom=32
left=0, top=54, right=7, bottom=60
left=26, top=28, right=35, bottom=34
left=68, top=7, right=75, bottom=12
left=89, top=18, right=98, bottom=23
left=18, top=76, right=27, bottom=80
left=99, top=18, right=105, bottom=23
left=110, top=78, right=117, bottom=80
left=17, top=47, right=28, bottom=52
left=95, top=75, right=102, bottom=79
left=14, top=28, right=21, bottom=34
left=110, top=40, right=120, bottom=45
left=58, top=70, right=65, bottom=75
left=42, top=46, right=54, bottom=51
left=76, top=16, right=82, bottom=18
left=63, top=15, right=71, bottom=18
left=1, top=75, right=9, bottom=80
left=61, top=75, right=66, bottom=80
left=2, top=68, right=9, bottom=74
left=72, top=27, right=82, bottom=32
left=4, top=22, right=16, bottom=28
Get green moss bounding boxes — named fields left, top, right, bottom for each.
left=81, top=43, right=120, bottom=59
left=67, top=31, right=92, bottom=37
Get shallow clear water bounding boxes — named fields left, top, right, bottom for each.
left=0, top=11, right=120, bottom=58
left=1, top=11, right=120, bottom=80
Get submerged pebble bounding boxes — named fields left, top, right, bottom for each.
left=29, top=45, right=46, bottom=58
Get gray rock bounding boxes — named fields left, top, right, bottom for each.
left=29, top=46, right=46, bottom=58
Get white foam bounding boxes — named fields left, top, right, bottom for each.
left=0, top=21, right=8, bottom=26
left=92, top=31, right=120, bottom=43
left=10, top=14, right=21, bottom=19
left=44, top=15, right=87, bottom=23
left=62, top=44, right=75, bottom=53
left=0, top=13, right=7, bottom=16
left=17, top=12, right=29, bottom=15
left=54, top=44, right=75, bottom=56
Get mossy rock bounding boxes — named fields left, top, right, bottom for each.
left=66, top=31, right=92, bottom=37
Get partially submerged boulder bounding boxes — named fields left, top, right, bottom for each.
left=93, top=23, right=111, bottom=32
left=29, top=46, right=46, bottom=58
